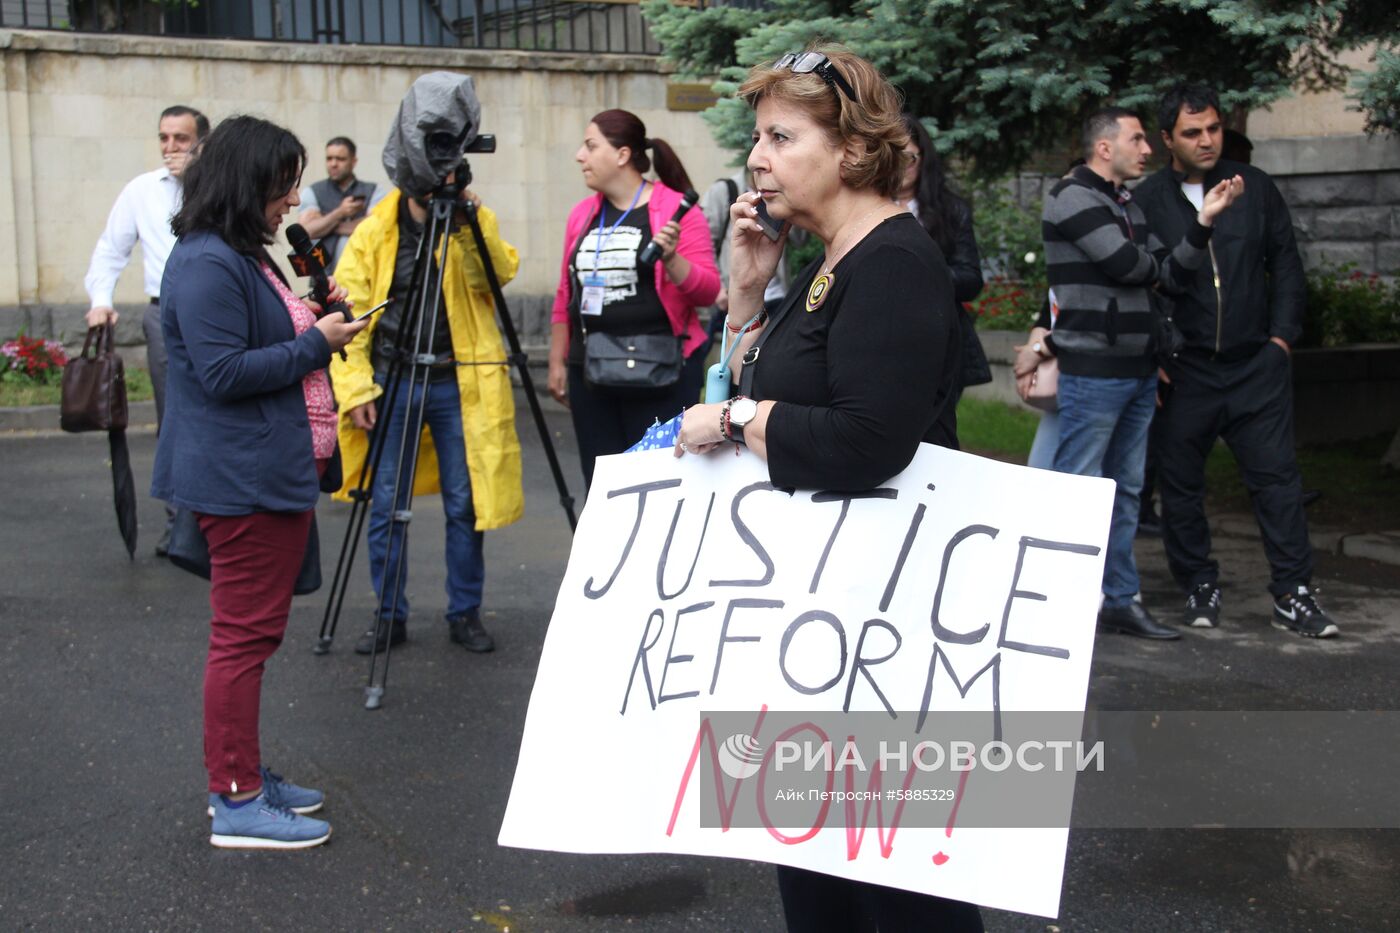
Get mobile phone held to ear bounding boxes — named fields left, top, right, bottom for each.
left=753, top=198, right=785, bottom=242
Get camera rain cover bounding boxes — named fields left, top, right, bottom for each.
left=383, top=71, right=483, bottom=198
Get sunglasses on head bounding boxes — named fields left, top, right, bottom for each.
left=773, top=51, right=859, bottom=104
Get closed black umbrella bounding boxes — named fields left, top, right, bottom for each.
left=108, top=429, right=138, bottom=559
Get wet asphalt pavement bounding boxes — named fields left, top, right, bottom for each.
left=2, top=392, right=1398, bottom=932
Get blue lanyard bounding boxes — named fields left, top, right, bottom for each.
left=719, top=311, right=763, bottom=373
left=593, top=182, right=647, bottom=273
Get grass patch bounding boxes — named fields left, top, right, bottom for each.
left=0, top=367, right=153, bottom=408
left=956, top=396, right=1040, bottom=460
left=1204, top=432, right=1400, bottom=533
left=957, top=397, right=1399, bottom=532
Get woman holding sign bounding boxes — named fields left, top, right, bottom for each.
left=548, top=109, right=720, bottom=490
left=673, top=45, right=977, bottom=932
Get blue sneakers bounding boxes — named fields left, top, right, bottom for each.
left=209, top=794, right=331, bottom=849
left=209, top=790, right=332, bottom=850
left=206, top=767, right=325, bottom=818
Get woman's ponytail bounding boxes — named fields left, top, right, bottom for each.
left=646, top=136, right=693, bottom=195
left=591, top=109, right=694, bottom=194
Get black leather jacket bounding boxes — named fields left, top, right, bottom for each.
left=1135, top=159, right=1305, bottom=361
left=923, top=196, right=984, bottom=303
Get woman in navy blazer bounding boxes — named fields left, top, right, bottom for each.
left=153, top=116, right=366, bottom=850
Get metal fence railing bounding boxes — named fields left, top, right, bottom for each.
left=0, top=0, right=718, bottom=55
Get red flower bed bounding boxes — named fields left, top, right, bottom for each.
left=1, top=335, right=68, bottom=385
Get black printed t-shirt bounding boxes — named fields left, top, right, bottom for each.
left=747, top=213, right=960, bottom=491
left=566, top=204, right=668, bottom=365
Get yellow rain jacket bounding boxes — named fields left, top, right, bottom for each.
left=330, top=190, right=524, bottom=531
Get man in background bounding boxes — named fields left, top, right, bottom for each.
left=1136, top=84, right=1336, bottom=638
left=1040, top=106, right=1240, bottom=640
left=297, top=136, right=386, bottom=270
left=84, top=104, right=210, bottom=556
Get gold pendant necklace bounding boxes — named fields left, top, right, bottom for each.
left=805, top=203, right=890, bottom=313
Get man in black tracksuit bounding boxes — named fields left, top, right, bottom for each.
left=1135, top=84, right=1338, bottom=639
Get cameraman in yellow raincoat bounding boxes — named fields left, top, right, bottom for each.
left=331, top=182, right=523, bottom=656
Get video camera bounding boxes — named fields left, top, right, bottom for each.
left=383, top=71, right=495, bottom=200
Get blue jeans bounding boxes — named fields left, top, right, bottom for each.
left=367, top=376, right=483, bottom=624
left=1052, top=372, right=1157, bottom=608
left=1027, top=410, right=1060, bottom=471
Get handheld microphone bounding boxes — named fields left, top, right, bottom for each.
left=638, top=189, right=700, bottom=265
left=286, top=224, right=353, bottom=322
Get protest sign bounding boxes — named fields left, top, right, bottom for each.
left=499, top=444, right=1114, bottom=918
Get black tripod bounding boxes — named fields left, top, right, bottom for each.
left=314, top=162, right=577, bottom=710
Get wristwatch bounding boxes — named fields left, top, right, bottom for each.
left=725, top=396, right=759, bottom=445
left=1031, top=336, right=1051, bottom=357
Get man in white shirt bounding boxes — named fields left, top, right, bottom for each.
left=84, top=105, right=209, bottom=555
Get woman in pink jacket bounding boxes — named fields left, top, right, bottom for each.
left=548, top=109, right=720, bottom=489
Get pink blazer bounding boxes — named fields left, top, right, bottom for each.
left=552, top=181, right=720, bottom=358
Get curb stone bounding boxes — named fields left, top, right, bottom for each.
left=0, top=400, right=156, bottom=433
left=5, top=405, right=1395, bottom=567
left=1339, top=531, right=1400, bottom=567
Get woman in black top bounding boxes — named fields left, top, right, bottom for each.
left=900, top=113, right=990, bottom=398
left=674, top=45, right=980, bottom=932
left=898, top=114, right=983, bottom=304
left=675, top=47, right=961, bottom=489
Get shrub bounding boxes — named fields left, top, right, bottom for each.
left=966, top=180, right=1045, bottom=331
left=1301, top=265, right=1400, bottom=347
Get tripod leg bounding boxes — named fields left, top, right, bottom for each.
left=316, top=194, right=439, bottom=660
left=313, top=492, right=367, bottom=654
left=364, top=198, right=457, bottom=709
left=362, top=372, right=430, bottom=708
left=314, top=353, right=412, bottom=654
left=461, top=202, right=577, bottom=531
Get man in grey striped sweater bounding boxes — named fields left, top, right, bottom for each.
left=1038, top=106, right=1242, bottom=640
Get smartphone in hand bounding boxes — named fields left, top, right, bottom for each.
left=347, top=297, right=391, bottom=324
left=753, top=198, right=785, bottom=242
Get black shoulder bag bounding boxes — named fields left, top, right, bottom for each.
left=575, top=204, right=684, bottom=395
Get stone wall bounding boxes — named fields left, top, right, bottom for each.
left=1254, top=137, right=1400, bottom=279
left=1000, top=135, right=1400, bottom=282
left=0, top=28, right=735, bottom=364
left=967, top=332, right=1400, bottom=445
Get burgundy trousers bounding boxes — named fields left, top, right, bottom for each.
left=198, top=507, right=314, bottom=795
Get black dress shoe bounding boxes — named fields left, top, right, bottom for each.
left=355, top=620, right=407, bottom=655
left=1098, top=602, right=1180, bottom=640
left=448, top=611, right=495, bottom=653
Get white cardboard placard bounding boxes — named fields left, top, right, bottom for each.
left=500, top=444, right=1114, bottom=918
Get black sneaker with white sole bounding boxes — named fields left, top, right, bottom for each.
left=1272, top=585, right=1339, bottom=638
left=1183, top=582, right=1221, bottom=628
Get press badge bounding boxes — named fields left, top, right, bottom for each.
left=580, top=275, right=606, bottom=316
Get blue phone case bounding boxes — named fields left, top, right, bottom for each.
left=705, top=363, right=731, bottom=404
